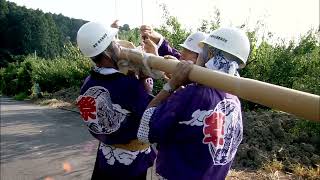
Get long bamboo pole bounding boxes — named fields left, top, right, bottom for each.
left=119, top=48, right=320, bottom=122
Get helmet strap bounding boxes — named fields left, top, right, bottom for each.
left=105, top=42, right=120, bottom=69
left=202, top=44, right=215, bottom=64
left=101, top=51, right=118, bottom=69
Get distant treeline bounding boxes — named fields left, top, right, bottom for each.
left=0, top=0, right=87, bottom=67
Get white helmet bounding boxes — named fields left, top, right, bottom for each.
left=77, top=22, right=118, bottom=57
left=179, top=32, right=207, bottom=54
left=200, top=27, right=250, bottom=67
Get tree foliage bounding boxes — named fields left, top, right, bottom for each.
left=0, top=0, right=86, bottom=67
left=0, top=43, right=92, bottom=95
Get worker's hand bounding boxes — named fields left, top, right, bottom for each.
left=163, top=55, right=178, bottom=80
left=111, top=20, right=120, bottom=29
left=144, top=77, right=154, bottom=94
left=142, top=38, right=158, bottom=55
left=140, top=25, right=162, bottom=45
left=168, top=60, right=193, bottom=89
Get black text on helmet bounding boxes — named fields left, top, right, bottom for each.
left=93, top=33, right=108, bottom=48
left=210, top=35, right=228, bottom=43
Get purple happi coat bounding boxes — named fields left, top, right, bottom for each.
left=77, top=68, right=155, bottom=179
left=138, top=83, right=243, bottom=180
left=158, top=38, right=181, bottom=59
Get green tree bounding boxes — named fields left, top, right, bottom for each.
left=155, top=4, right=190, bottom=49
left=0, top=0, right=87, bottom=65
left=120, top=24, right=130, bottom=31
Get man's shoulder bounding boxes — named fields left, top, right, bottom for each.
left=182, top=83, right=213, bottom=94
left=80, top=73, right=127, bottom=92
left=182, top=84, right=238, bottom=103
left=90, top=71, right=126, bottom=80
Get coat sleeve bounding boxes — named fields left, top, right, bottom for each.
left=158, top=39, right=181, bottom=59
left=138, top=86, right=194, bottom=144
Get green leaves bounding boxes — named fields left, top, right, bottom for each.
left=1, top=44, right=91, bottom=95
left=240, top=30, right=320, bottom=110
left=118, top=27, right=141, bottom=46
left=242, top=32, right=319, bottom=96
left=26, top=45, right=92, bottom=93
left=0, top=0, right=86, bottom=64
left=156, top=16, right=190, bottom=50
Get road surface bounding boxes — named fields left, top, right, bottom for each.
left=1, top=97, right=98, bottom=180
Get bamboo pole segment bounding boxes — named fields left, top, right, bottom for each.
left=119, top=48, right=320, bottom=122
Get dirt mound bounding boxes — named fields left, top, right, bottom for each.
left=233, top=111, right=320, bottom=174
left=35, top=87, right=80, bottom=111
left=51, top=86, right=80, bottom=103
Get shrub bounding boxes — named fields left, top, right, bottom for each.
left=13, top=92, right=28, bottom=100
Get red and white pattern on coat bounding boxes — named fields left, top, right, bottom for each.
left=76, top=86, right=130, bottom=135
left=206, top=99, right=242, bottom=165
left=202, top=112, right=226, bottom=151
left=99, top=143, right=151, bottom=166
left=179, top=99, right=243, bottom=165
left=77, top=96, right=97, bottom=121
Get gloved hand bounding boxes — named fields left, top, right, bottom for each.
left=142, top=38, right=158, bottom=55
left=163, top=55, right=179, bottom=80
left=168, top=60, right=193, bottom=89
left=140, top=25, right=163, bottom=45
left=111, top=20, right=120, bottom=29
left=144, top=77, right=154, bottom=94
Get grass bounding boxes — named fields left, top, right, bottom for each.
left=13, top=92, right=28, bottom=101
left=262, top=159, right=284, bottom=173
left=291, top=164, right=320, bottom=179
left=37, top=98, right=72, bottom=108
left=263, top=160, right=320, bottom=179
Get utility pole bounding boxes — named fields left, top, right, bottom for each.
left=141, top=0, right=144, bottom=24
left=115, top=0, right=118, bottom=20
left=114, top=0, right=119, bottom=39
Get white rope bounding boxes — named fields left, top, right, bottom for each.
left=142, top=53, right=153, bottom=76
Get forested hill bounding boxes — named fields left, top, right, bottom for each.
left=0, top=0, right=87, bottom=66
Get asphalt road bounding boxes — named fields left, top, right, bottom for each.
left=0, top=97, right=98, bottom=180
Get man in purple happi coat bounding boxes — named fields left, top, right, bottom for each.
left=76, top=22, right=156, bottom=180
left=138, top=27, right=251, bottom=180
